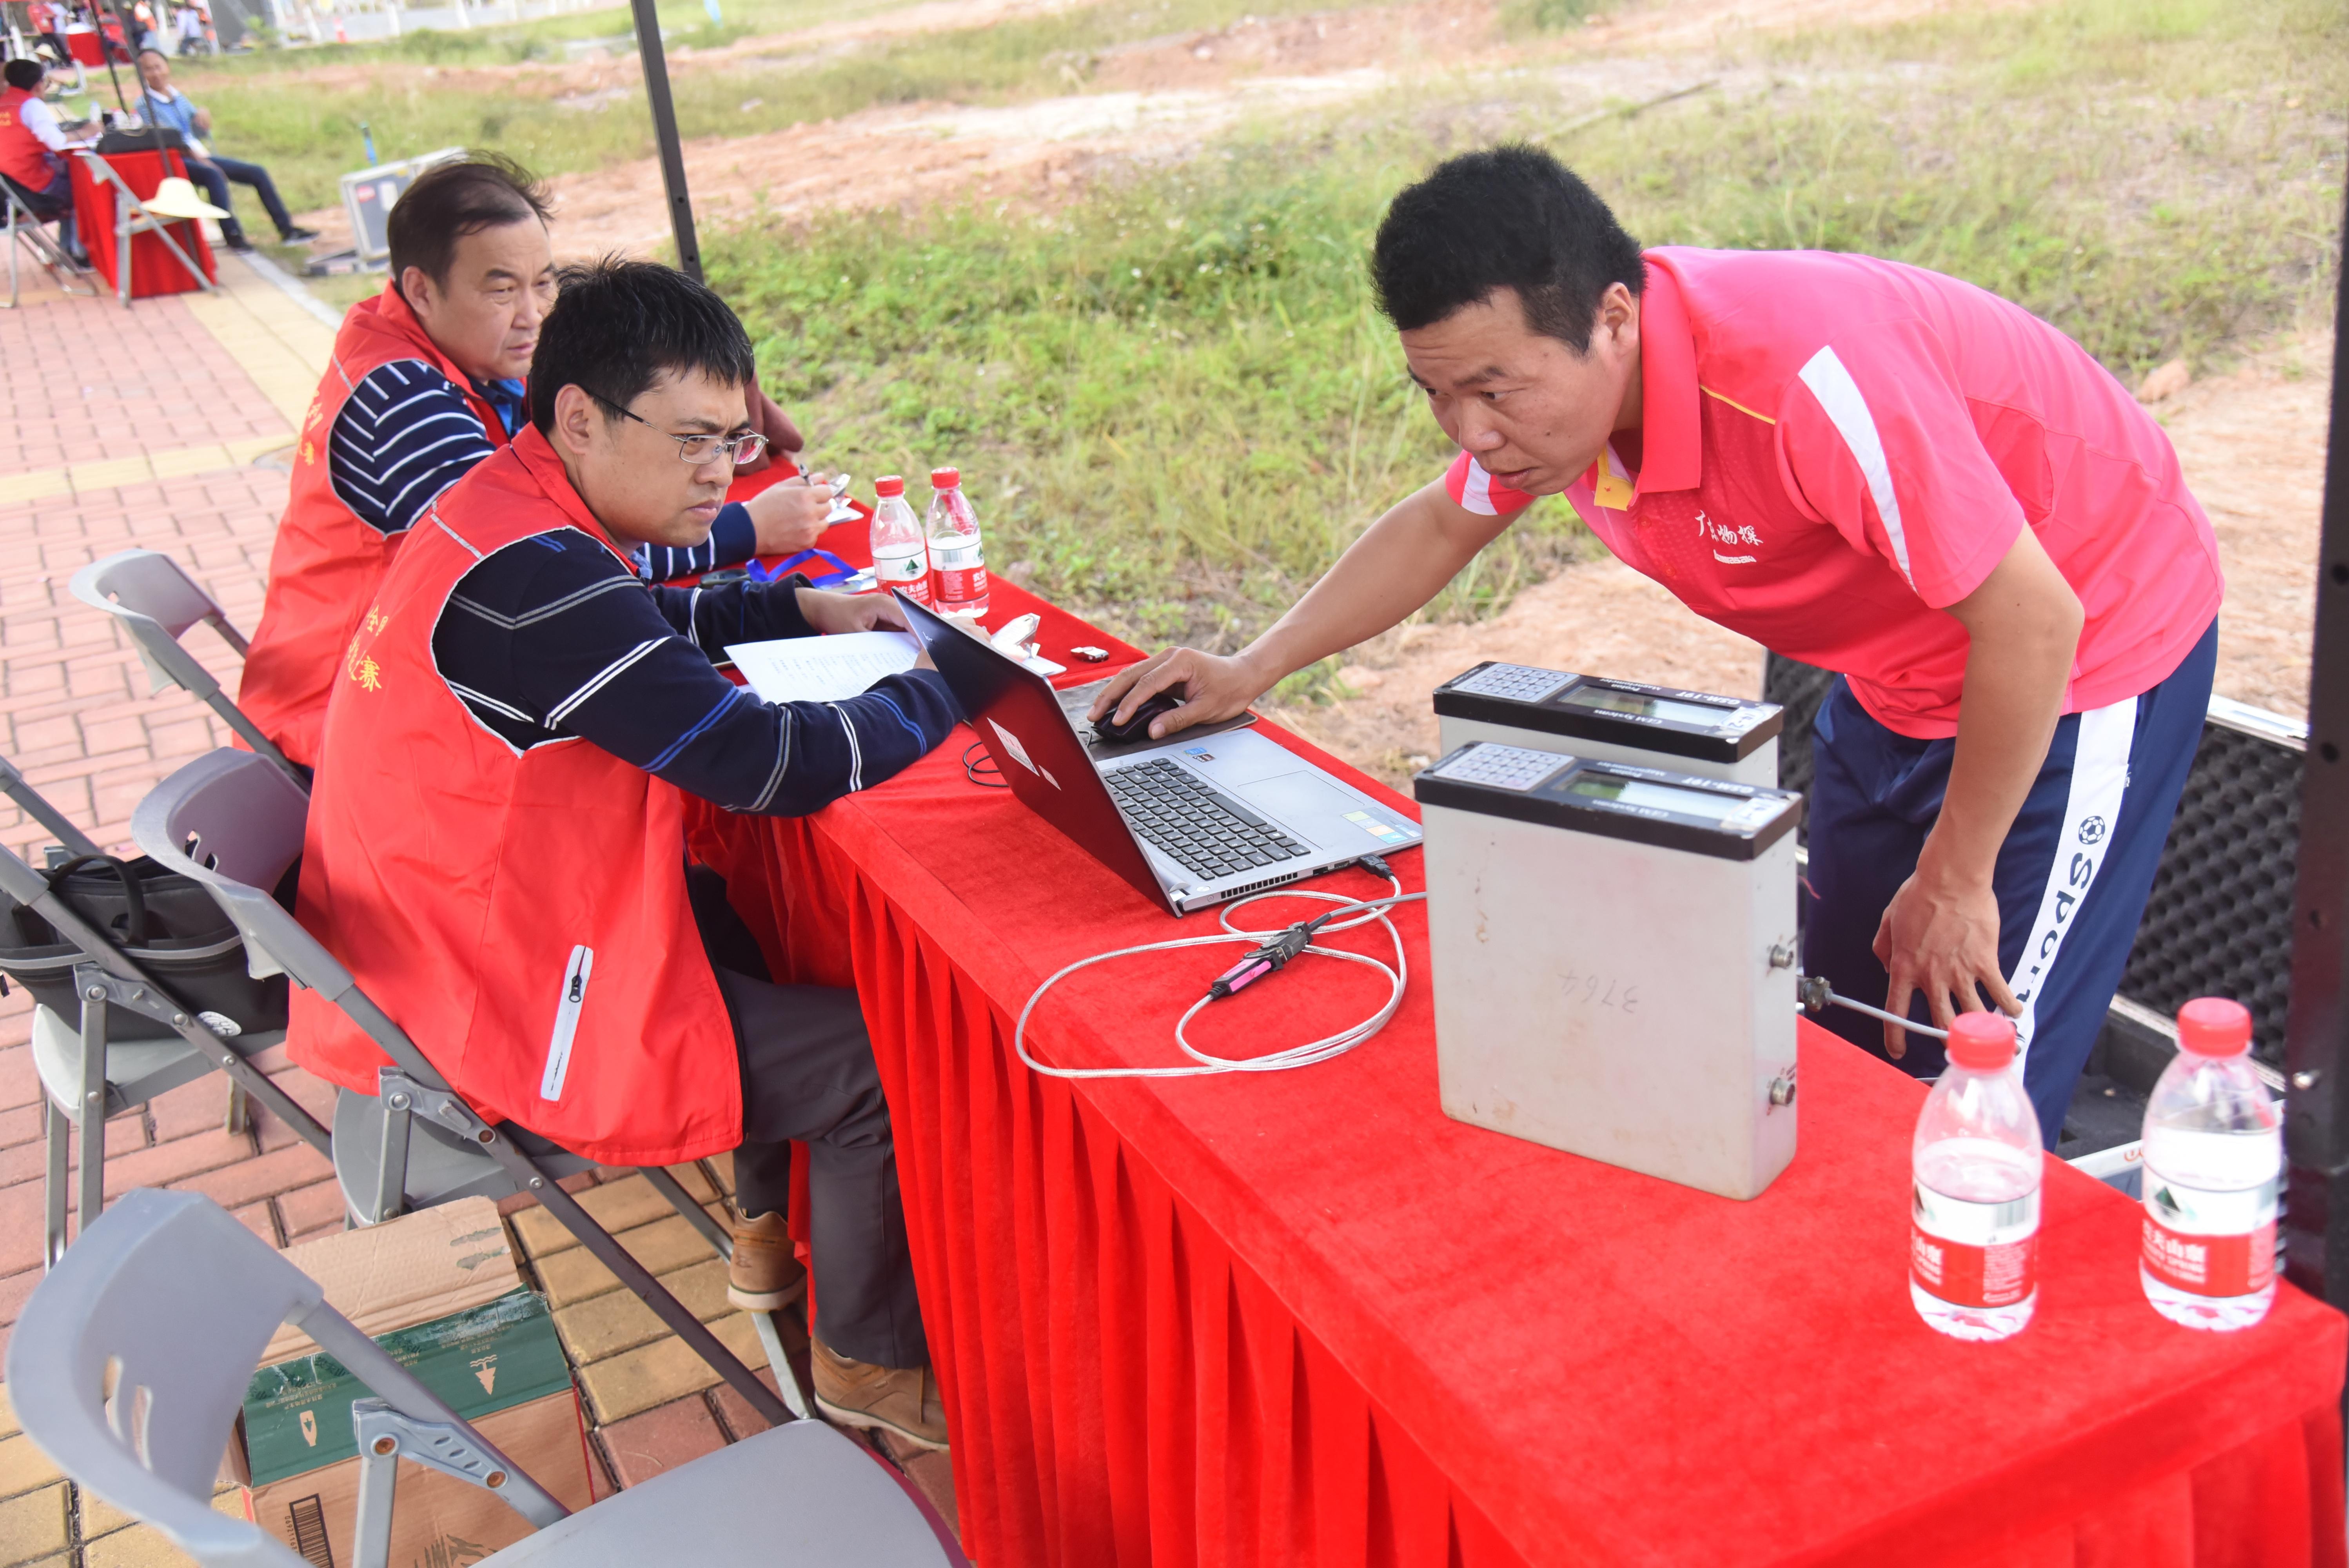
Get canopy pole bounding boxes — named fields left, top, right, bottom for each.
left=628, top=0, right=701, bottom=281
left=2284, top=140, right=2349, bottom=1345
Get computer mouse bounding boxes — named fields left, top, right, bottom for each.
left=1093, top=687, right=1187, bottom=745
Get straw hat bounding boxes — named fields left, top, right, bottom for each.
left=143, top=175, right=229, bottom=221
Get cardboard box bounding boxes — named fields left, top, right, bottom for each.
left=244, top=1388, right=596, bottom=1568
left=236, top=1200, right=599, bottom=1568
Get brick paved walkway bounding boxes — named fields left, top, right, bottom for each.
left=0, top=258, right=952, bottom=1567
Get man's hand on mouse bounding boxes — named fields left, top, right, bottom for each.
left=1087, top=646, right=1263, bottom=740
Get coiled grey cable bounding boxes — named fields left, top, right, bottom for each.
left=1013, top=878, right=1425, bottom=1080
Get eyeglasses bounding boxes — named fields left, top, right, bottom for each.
left=587, top=389, right=770, bottom=467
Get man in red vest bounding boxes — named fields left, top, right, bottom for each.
left=238, top=155, right=829, bottom=771
left=292, top=258, right=961, bottom=1452
left=0, top=57, right=89, bottom=262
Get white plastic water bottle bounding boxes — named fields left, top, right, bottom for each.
left=925, top=466, right=988, bottom=619
left=868, top=475, right=929, bottom=605
left=2141, top=997, right=2281, bottom=1331
left=1910, top=1012, right=2042, bottom=1342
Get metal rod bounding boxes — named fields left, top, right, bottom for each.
left=1797, top=976, right=1953, bottom=1042
left=748, top=1308, right=812, bottom=1422
left=641, top=1163, right=730, bottom=1261
left=627, top=0, right=701, bottom=281
left=488, top=1137, right=790, bottom=1426
left=2283, top=135, right=2349, bottom=1322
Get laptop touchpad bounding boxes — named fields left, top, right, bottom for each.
left=1242, top=771, right=1371, bottom=839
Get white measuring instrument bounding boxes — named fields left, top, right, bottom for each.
left=1414, top=741, right=1804, bottom=1200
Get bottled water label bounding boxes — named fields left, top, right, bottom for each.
left=931, top=535, right=987, bottom=608
left=1912, top=1184, right=2039, bottom=1309
left=873, top=546, right=930, bottom=603
left=2142, top=1172, right=2278, bottom=1298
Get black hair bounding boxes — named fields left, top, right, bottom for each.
left=387, top=152, right=552, bottom=291
left=1371, top=144, right=1646, bottom=353
left=528, top=257, right=757, bottom=434
left=4, top=59, right=45, bottom=91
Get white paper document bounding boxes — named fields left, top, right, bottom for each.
left=725, top=631, right=920, bottom=704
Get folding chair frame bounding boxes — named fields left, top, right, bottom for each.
left=73, top=148, right=215, bottom=310
left=11, top=1189, right=568, bottom=1568
left=68, top=550, right=304, bottom=787
left=133, top=751, right=799, bottom=1429
left=0, top=756, right=329, bottom=1269
left=2, top=174, right=95, bottom=309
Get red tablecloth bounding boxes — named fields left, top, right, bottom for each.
left=689, top=527, right=2347, bottom=1568
left=71, top=149, right=217, bottom=301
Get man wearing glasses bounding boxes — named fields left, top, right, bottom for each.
left=290, top=259, right=959, bottom=1452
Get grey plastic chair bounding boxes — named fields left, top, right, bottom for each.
left=0, top=753, right=327, bottom=1268
left=131, top=748, right=803, bottom=1430
left=68, top=550, right=302, bottom=785
left=6, top=1189, right=964, bottom=1568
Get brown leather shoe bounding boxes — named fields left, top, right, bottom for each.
left=810, top=1337, right=949, bottom=1452
left=726, top=1207, right=806, bottom=1312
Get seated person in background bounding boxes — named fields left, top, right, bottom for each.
left=290, top=258, right=960, bottom=1452
left=237, top=154, right=830, bottom=770
left=0, top=57, right=90, bottom=262
left=30, top=4, right=72, bottom=67
left=125, top=49, right=313, bottom=250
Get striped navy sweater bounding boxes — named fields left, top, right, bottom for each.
left=431, top=528, right=960, bottom=815
left=330, top=360, right=759, bottom=583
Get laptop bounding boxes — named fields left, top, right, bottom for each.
left=896, top=593, right=1421, bottom=916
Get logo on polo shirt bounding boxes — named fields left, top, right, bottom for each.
left=1697, top=509, right=1762, bottom=564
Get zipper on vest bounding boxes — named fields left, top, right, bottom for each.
left=539, top=945, right=594, bottom=1102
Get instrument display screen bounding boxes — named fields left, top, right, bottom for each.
left=1568, top=774, right=1766, bottom=826
left=1561, top=686, right=1737, bottom=730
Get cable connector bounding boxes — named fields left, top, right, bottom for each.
left=1357, top=852, right=1393, bottom=881
left=1208, top=922, right=1314, bottom=1000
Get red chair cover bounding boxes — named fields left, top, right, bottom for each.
left=71, top=149, right=217, bottom=301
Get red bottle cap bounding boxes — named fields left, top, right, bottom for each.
left=931, top=467, right=960, bottom=488
left=875, top=475, right=904, bottom=497
left=1945, top=1012, right=2017, bottom=1071
left=2177, top=997, right=2253, bottom=1057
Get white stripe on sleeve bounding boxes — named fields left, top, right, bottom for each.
left=1458, top=458, right=1497, bottom=517
left=1796, top=345, right=1914, bottom=587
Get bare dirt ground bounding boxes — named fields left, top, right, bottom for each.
left=2153, top=333, right=2333, bottom=720
left=290, top=0, right=2333, bottom=775
left=290, top=0, right=1973, bottom=254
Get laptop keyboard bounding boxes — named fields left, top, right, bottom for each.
left=1104, top=757, right=1314, bottom=883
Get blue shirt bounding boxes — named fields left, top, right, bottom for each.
left=131, top=88, right=200, bottom=141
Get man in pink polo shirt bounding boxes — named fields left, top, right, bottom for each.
left=1093, top=145, right=2221, bottom=1142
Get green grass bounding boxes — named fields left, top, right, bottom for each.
left=713, top=144, right=1573, bottom=648
left=697, top=0, right=2344, bottom=649
left=98, top=0, right=2343, bottom=650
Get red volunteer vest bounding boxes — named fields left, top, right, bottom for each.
left=237, top=283, right=508, bottom=769
left=0, top=87, right=61, bottom=191
left=286, top=428, right=743, bottom=1165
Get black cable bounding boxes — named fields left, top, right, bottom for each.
left=961, top=740, right=1007, bottom=789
